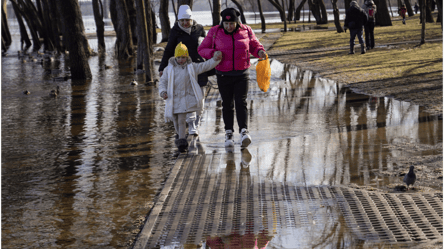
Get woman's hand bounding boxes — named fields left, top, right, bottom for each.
left=258, top=50, right=267, bottom=59
left=213, top=51, right=222, bottom=61
left=159, top=71, right=163, bottom=77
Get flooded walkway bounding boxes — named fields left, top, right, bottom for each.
left=134, top=152, right=442, bottom=248
left=134, top=59, right=443, bottom=248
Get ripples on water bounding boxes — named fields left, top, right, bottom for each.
left=2, top=37, right=177, bottom=248
left=2, top=37, right=442, bottom=248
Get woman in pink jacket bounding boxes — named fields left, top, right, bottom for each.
left=198, top=8, right=267, bottom=149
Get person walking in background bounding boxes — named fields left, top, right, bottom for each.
left=362, top=0, right=377, bottom=50
left=399, top=4, right=407, bottom=24
left=198, top=8, right=267, bottom=150
left=431, top=0, right=436, bottom=12
left=414, top=2, right=419, bottom=14
left=159, top=43, right=222, bottom=153
left=159, top=5, right=209, bottom=136
left=344, top=0, right=368, bottom=54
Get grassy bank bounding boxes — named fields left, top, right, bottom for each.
left=267, top=14, right=442, bottom=84
left=263, top=14, right=442, bottom=115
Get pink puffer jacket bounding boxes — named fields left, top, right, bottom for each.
left=198, top=24, right=264, bottom=72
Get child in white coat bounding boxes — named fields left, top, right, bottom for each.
left=159, top=42, right=222, bottom=152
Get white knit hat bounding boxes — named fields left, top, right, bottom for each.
left=178, top=5, right=192, bottom=20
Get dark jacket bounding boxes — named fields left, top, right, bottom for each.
left=159, top=21, right=208, bottom=85
left=344, top=4, right=368, bottom=29
left=362, top=1, right=377, bottom=23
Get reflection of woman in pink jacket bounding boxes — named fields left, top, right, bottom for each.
left=198, top=8, right=266, bottom=150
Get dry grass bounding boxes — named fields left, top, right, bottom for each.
left=267, top=14, right=442, bottom=85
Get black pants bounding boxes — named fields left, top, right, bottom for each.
left=364, top=22, right=375, bottom=49
left=216, top=74, right=249, bottom=133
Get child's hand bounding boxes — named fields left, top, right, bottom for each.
left=161, top=92, right=168, bottom=99
left=213, top=51, right=222, bottom=61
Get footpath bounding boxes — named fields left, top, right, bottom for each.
left=132, top=32, right=443, bottom=248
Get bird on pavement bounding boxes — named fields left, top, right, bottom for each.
left=403, top=166, right=416, bottom=190
left=130, top=79, right=138, bottom=86
left=50, top=86, right=60, bottom=97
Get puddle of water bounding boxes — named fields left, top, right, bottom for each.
left=198, top=58, right=442, bottom=190
left=2, top=35, right=441, bottom=248
left=2, top=37, right=176, bottom=248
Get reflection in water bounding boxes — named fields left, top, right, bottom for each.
left=138, top=151, right=392, bottom=248
left=200, top=59, right=442, bottom=190
left=2, top=36, right=442, bottom=248
left=2, top=37, right=175, bottom=248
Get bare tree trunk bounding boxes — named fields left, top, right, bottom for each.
left=1, top=6, right=12, bottom=49
left=374, top=0, right=392, bottom=26
left=126, top=0, right=138, bottom=44
left=257, top=0, right=266, bottom=32
left=136, top=0, right=153, bottom=82
left=13, top=0, right=42, bottom=51
left=38, top=0, right=54, bottom=51
left=145, top=0, right=155, bottom=82
left=110, top=0, right=134, bottom=58
left=159, top=0, right=170, bottom=42
left=306, top=0, right=322, bottom=24
left=332, top=0, right=344, bottom=32
left=231, top=0, right=247, bottom=24
left=47, top=0, right=63, bottom=52
left=420, top=0, right=425, bottom=43
left=208, top=0, right=212, bottom=12
left=287, top=0, right=295, bottom=21
left=151, top=9, right=157, bottom=44
left=57, top=0, right=92, bottom=79
left=281, top=0, right=287, bottom=30
left=295, top=0, right=307, bottom=20
left=405, top=0, right=414, bottom=16
left=22, top=0, right=56, bottom=51
left=92, top=0, right=106, bottom=53
left=10, top=0, right=32, bottom=50
left=268, top=0, right=286, bottom=22
left=436, top=0, right=442, bottom=29
left=425, top=0, right=434, bottom=22
left=2, top=0, right=7, bottom=18
left=56, top=0, right=92, bottom=56
left=171, top=0, right=178, bottom=21
left=178, top=0, right=193, bottom=8
left=212, top=0, right=221, bottom=26
left=317, top=0, right=328, bottom=24
left=344, top=0, right=351, bottom=11
left=135, top=0, right=148, bottom=71
left=387, top=0, right=394, bottom=17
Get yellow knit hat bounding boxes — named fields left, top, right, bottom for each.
left=175, top=42, right=189, bottom=57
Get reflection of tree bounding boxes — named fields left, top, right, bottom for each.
left=206, top=227, right=273, bottom=249
left=255, top=59, right=440, bottom=187
left=310, top=210, right=365, bottom=249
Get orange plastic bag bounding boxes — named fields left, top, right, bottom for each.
left=256, top=55, right=271, bottom=92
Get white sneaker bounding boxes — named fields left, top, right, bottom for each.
left=240, top=128, right=251, bottom=148
left=225, top=130, right=234, bottom=147
left=188, top=121, right=198, bottom=135
left=241, top=148, right=252, bottom=168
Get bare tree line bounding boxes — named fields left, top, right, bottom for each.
left=1, top=0, right=441, bottom=80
